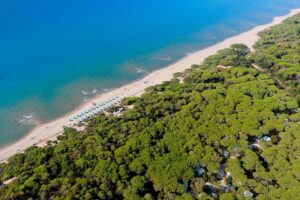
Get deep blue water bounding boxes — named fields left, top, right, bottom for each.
left=0, top=0, right=300, bottom=147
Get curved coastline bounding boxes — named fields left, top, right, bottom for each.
left=1, top=8, right=300, bottom=163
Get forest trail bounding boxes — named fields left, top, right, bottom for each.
left=251, top=64, right=266, bottom=72
left=251, top=63, right=286, bottom=89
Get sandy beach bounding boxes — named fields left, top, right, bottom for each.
left=1, top=8, right=300, bottom=163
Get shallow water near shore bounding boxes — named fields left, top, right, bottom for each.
left=0, top=0, right=300, bottom=147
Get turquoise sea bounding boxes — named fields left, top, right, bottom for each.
left=0, top=0, right=300, bottom=147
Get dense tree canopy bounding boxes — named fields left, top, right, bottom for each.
left=0, top=14, right=300, bottom=200
left=252, top=14, right=300, bottom=100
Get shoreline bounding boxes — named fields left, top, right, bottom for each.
left=1, top=8, right=300, bottom=162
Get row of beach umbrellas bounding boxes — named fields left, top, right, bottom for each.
left=68, top=96, right=123, bottom=125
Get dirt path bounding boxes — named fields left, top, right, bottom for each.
left=251, top=64, right=286, bottom=89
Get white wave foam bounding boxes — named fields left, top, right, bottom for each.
left=231, top=29, right=238, bottom=34
left=23, top=114, right=33, bottom=119
left=92, top=88, right=97, bottom=94
left=18, top=114, right=39, bottom=125
left=103, top=88, right=109, bottom=92
left=133, top=67, right=147, bottom=74
left=82, top=90, right=88, bottom=95
left=157, top=56, right=172, bottom=62
left=83, top=97, right=89, bottom=103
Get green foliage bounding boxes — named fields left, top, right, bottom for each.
left=252, top=14, right=300, bottom=100
left=203, top=44, right=251, bottom=69
left=1, top=14, right=300, bottom=200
